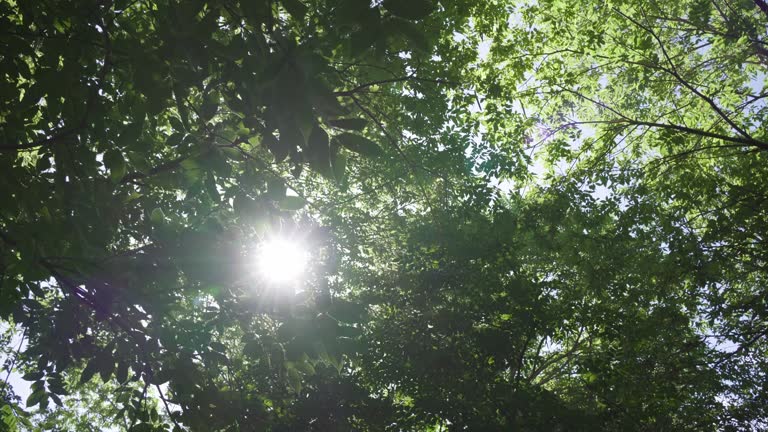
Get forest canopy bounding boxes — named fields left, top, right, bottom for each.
left=1, top=0, right=767, bottom=430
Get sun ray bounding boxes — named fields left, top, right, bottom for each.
left=256, top=237, right=308, bottom=284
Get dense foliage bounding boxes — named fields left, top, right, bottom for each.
left=1, top=0, right=767, bottom=430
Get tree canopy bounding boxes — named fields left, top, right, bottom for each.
left=1, top=0, right=767, bottom=430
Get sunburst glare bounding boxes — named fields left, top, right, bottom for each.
left=256, top=236, right=308, bottom=284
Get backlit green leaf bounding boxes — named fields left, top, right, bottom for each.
left=334, top=133, right=384, bottom=157
left=382, top=0, right=435, bottom=20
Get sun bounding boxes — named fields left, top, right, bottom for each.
left=256, top=237, right=308, bottom=284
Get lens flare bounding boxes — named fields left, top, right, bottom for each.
left=256, top=237, right=308, bottom=284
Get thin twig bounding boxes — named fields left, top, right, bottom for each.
left=2, top=327, right=28, bottom=388
left=155, top=384, right=182, bottom=430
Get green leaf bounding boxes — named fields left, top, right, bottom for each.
left=118, top=122, right=144, bottom=148
left=205, top=174, right=221, bottom=202
left=221, top=146, right=243, bottom=161
left=30, top=380, right=44, bottom=393
left=336, top=0, right=379, bottom=27
left=279, top=196, right=306, bottom=211
left=125, top=192, right=143, bottom=203
left=263, top=132, right=290, bottom=162
left=307, top=78, right=348, bottom=118
left=104, top=149, right=127, bottom=183
left=149, top=368, right=171, bottom=385
left=233, top=193, right=259, bottom=217
left=388, top=18, right=430, bottom=52
left=327, top=118, right=368, bottom=131
left=241, top=0, right=271, bottom=26
left=382, top=0, right=435, bottom=20
left=99, top=357, right=115, bottom=383
left=307, top=125, right=333, bottom=178
left=329, top=300, right=367, bottom=323
left=80, top=358, right=99, bottom=384
left=281, top=0, right=308, bottom=20
left=116, top=361, right=129, bottom=383
left=26, top=390, right=44, bottom=408
left=338, top=336, right=364, bottom=354
left=279, top=121, right=306, bottom=150
left=48, top=378, right=68, bottom=396
left=334, top=133, right=384, bottom=157
left=243, top=340, right=263, bottom=358
left=332, top=151, right=347, bottom=184
left=267, top=178, right=287, bottom=200
left=350, top=29, right=379, bottom=57
left=315, top=313, right=339, bottom=340
left=129, top=423, right=153, bottom=432
left=287, top=366, right=302, bottom=394
left=21, top=371, right=44, bottom=381
left=169, top=116, right=184, bottom=132
left=36, top=155, right=51, bottom=172
left=150, top=208, right=166, bottom=224
left=294, top=359, right=316, bottom=375
left=200, top=93, right=219, bottom=120
left=166, top=132, right=185, bottom=147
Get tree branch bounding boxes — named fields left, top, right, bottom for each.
left=156, top=383, right=182, bottom=430
left=335, top=75, right=456, bottom=97
left=754, top=0, right=768, bottom=20
left=0, top=6, right=113, bottom=153
left=613, top=8, right=759, bottom=144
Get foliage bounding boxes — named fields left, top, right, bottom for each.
left=1, top=0, right=767, bottom=431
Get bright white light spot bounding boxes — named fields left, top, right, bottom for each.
left=256, top=237, right=308, bottom=284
